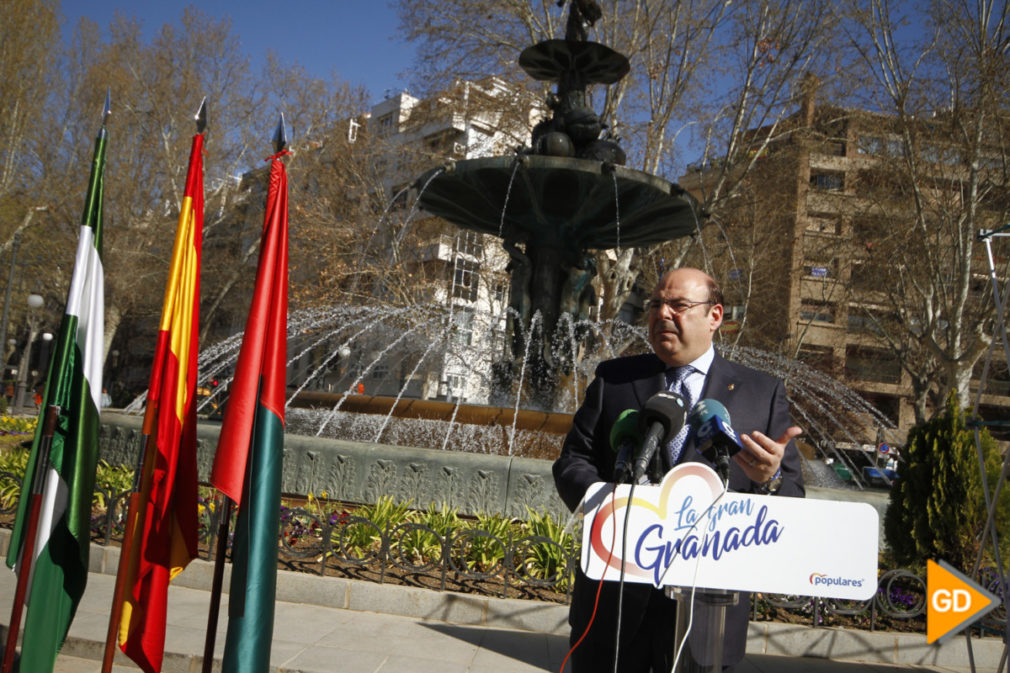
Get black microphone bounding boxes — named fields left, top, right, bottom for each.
left=688, top=398, right=743, bottom=479
left=631, top=391, right=687, bottom=482
left=610, top=409, right=641, bottom=483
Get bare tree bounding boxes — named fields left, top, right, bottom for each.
left=839, top=0, right=1010, bottom=422
left=0, top=0, right=59, bottom=201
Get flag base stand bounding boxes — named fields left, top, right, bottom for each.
left=666, top=587, right=739, bottom=672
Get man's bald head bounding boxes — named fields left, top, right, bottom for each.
left=647, top=268, right=724, bottom=367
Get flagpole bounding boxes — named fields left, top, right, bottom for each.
left=2, top=404, right=60, bottom=673
left=102, top=99, right=208, bottom=673
left=100, top=431, right=157, bottom=672
left=201, top=496, right=233, bottom=673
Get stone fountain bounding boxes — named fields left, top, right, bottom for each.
left=414, top=0, right=700, bottom=408
left=111, top=2, right=895, bottom=518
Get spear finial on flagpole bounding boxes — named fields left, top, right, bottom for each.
left=102, top=89, right=111, bottom=131
left=196, top=97, right=207, bottom=134
left=273, top=113, right=287, bottom=154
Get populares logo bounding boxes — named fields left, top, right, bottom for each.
left=809, top=573, right=864, bottom=588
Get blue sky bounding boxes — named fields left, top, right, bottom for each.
left=62, top=1, right=416, bottom=103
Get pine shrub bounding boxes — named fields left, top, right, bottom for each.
left=884, top=393, right=1010, bottom=571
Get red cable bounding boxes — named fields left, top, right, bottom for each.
left=559, top=486, right=620, bottom=673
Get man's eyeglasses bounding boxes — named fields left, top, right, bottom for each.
left=646, top=299, right=714, bottom=315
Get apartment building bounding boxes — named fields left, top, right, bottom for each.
left=680, top=85, right=1010, bottom=440
left=310, top=77, right=543, bottom=404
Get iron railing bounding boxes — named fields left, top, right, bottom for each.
left=1, top=474, right=1006, bottom=638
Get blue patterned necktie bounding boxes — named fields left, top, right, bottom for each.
left=665, top=366, right=695, bottom=467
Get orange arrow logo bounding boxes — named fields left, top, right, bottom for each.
left=927, top=560, right=1002, bottom=644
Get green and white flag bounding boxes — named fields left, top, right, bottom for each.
left=6, top=119, right=106, bottom=673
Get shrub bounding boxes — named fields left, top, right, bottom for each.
left=515, top=508, right=576, bottom=590
left=884, top=393, right=1010, bottom=571
left=453, top=512, right=514, bottom=573
left=0, top=449, right=30, bottom=510
left=0, top=416, right=36, bottom=434
left=415, top=501, right=460, bottom=537
left=329, top=496, right=412, bottom=559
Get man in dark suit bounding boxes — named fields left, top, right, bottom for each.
left=553, top=267, right=804, bottom=672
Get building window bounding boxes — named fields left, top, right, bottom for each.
left=451, top=309, right=475, bottom=346
left=978, top=154, right=1002, bottom=171
left=857, top=136, right=884, bottom=155
left=452, top=258, right=479, bottom=301
left=857, top=134, right=904, bottom=157
left=800, top=299, right=835, bottom=323
left=724, top=304, right=746, bottom=321
left=798, top=344, right=834, bottom=372
left=846, top=313, right=869, bottom=334
left=456, top=230, right=483, bottom=259
left=376, top=112, right=395, bottom=137
left=847, top=308, right=891, bottom=336
left=805, top=212, right=840, bottom=234
left=446, top=373, right=466, bottom=401
left=851, top=215, right=890, bottom=248
left=823, top=141, right=845, bottom=156
left=492, top=280, right=506, bottom=305
left=845, top=346, right=901, bottom=384
left=862, top=392, right=901, bottom=425
left=973, top=359, right=1010, bottom=396
left=810, top=171, right=844, bottom=192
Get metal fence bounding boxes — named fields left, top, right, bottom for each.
left=2, top=474, right=1007, bottom=637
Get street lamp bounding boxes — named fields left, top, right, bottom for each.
left=13, top=294, right=44, bottom=413
left=38, top=331, right=53, bottom=389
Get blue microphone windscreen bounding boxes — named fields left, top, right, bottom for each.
left=688, top=398, right=731, bottom=428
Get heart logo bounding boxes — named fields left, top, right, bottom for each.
left=587, top=463, right=725, bottom=582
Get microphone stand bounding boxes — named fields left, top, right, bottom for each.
left=666, top=586, right=739, bottom=672
left=714, top=446, right=731, bottom=487
left=666, top=445, right=737, bottom=673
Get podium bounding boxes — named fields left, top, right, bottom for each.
left=580, top=463, right=879, bottom=671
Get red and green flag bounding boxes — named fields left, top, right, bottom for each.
left=5, top=118, right=107, bottom=673
left=210, top=149, right=289, bottom=673
left=116, top=131, right=204, bottom=673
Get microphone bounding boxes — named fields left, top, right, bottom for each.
left=688, top=399, right=743, bottom=478
left=631, top=391, right=687, bottom=482
left=610, top=409, right=641, bottom=484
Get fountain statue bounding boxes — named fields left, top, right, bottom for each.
left=413, top=0, right=700, bottom=409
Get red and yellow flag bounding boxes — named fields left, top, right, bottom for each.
left=118, top=132, right=203, bottom=673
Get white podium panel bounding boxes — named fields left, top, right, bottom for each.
left=581, top=463, right=879, bottom=600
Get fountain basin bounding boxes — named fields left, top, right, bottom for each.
left=290, top=392, right=573, bottom=436
left=415, top=155, right=699, bottom=252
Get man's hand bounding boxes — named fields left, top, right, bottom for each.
left=735, top=426, right=802, bottom=484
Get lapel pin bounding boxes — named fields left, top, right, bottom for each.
left=728, top=383, right=735, bottom=391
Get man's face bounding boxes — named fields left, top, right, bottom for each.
left=647, top=269, right=723, bottom=367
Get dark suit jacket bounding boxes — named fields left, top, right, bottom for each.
left=553, top=351, right=804, bottom=670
